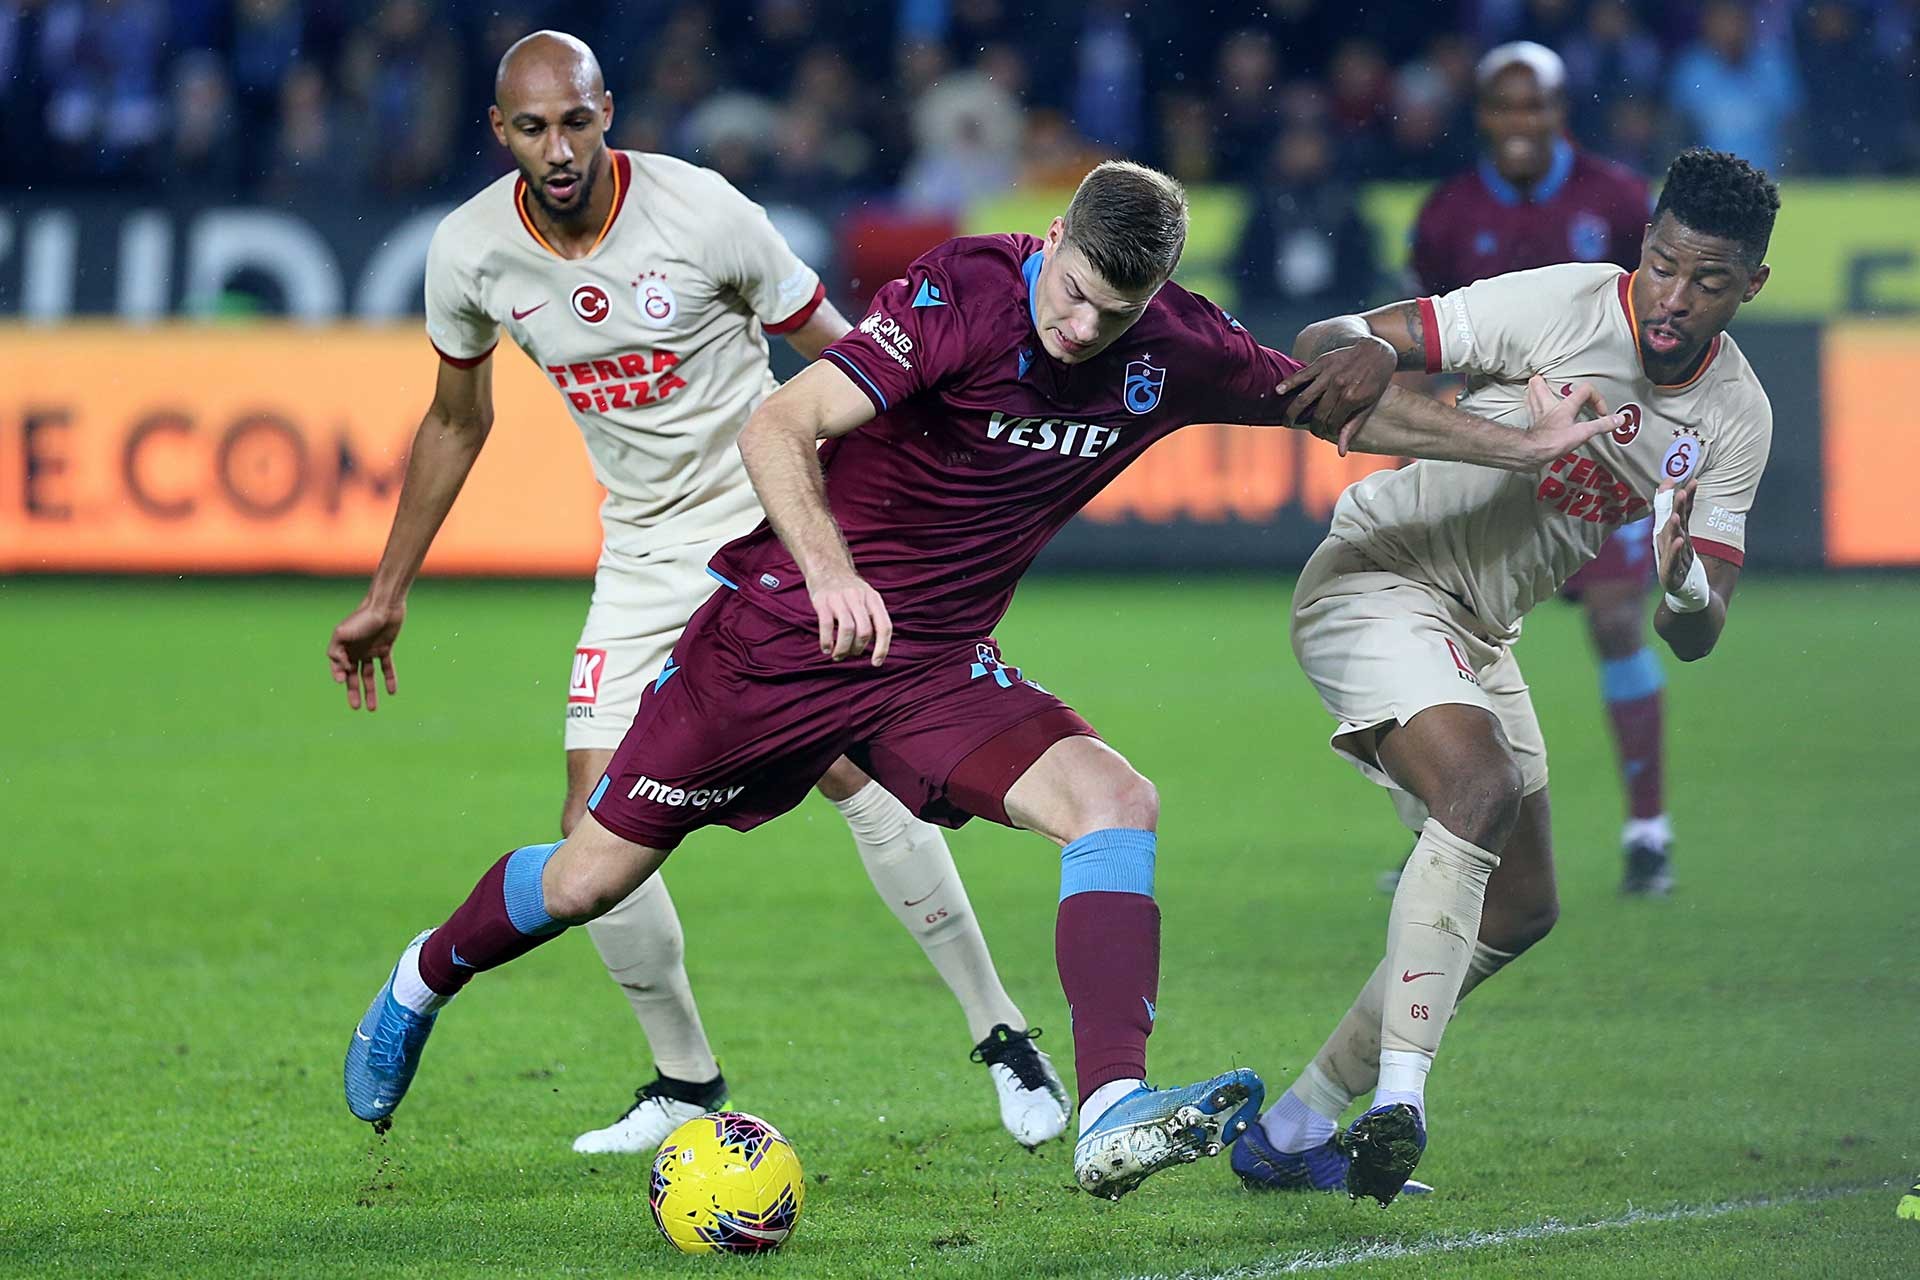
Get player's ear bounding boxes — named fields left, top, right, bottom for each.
left=1045, top=216, right=1066, bottom=250
left=1742, top=263, right=1769, bottom=303
left=601, top=91, right=614, bottom=131
left=488, top=104, right=508, bottom=146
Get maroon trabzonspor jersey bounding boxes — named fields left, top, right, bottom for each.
left=1412, top=141, right=1649, bottom=294
left=708, top=233, right=1303, bottom=641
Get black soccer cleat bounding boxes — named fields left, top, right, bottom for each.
left=1620, top=837, right=1674, bottom=897
left=1338, top=1103, right=1427, bottom=1207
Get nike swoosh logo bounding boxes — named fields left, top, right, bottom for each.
left=903, top=879, right=943, bottom=908
left=511, top=302, right=548, bottom=320
left=450, top=945, right=474, bottom=969
left=355, top=1029, right=371, bottom=1042
left=1401, top=970, right=1445, bottom=983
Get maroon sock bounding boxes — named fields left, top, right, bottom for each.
left=1606, top=690, right=1666, bottom=821
left=1055, top=890, right=1160, bottom=1102
left=416, top=849, right=565, bottom=996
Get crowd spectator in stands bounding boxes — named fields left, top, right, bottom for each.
left=1668, top=0, right=1802, bottom=174
left=260, top=59, right=361, bottom=204
left=341, top=0, right=459, bottom=195
left=163, top=49, right=240, bottom=195
left=1233, top=115, right=1376, bottom=310
left=1212, top=28, right=1282, bottom=184
left=897, top=69, right=1020, bottom=214
left=42, top=0, right=171, bottom=182
left=1795, top=0, right=1903, bottom=174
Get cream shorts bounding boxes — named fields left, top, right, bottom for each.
left=1291, top=536, right=1548, bottom=828
left=564, top=538, right=734, bottom=752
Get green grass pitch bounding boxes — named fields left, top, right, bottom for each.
left=2, top=573, right=1914, bottom=1277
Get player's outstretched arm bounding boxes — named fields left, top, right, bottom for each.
left=736, top=360, right=893, bottom=665
left=1651, top=479, right=1740, bottom=661
left=1339, top=375, right=1628, bottom=472
left=327, top=357, right=495, bottom=711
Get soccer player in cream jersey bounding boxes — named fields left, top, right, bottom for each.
left=1232, top=149, right=1780, bottom=1204
left=326, top=30, right=1072, bottom=1155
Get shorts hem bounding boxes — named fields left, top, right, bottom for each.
left=583, top=800, right=686, bottom=854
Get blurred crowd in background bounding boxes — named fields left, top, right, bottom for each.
left=3, top=0, right=1917, bottom=302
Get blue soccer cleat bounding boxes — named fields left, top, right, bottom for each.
left=344, top=930, right=439, bottom=1126
left=1072, top=1067, right=1264, bottom=1200
left=1231, top=1118, right=1350, bottom=1191
left=1233, top=1117, right=1436, bottom=1196
left=1339, top=1102, right=1428, bottom=1206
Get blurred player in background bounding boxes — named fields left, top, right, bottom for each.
left=340, top=159, right=1623, bottom=1200
left=1235, top=149, right=1779, bottom=1204
left=326, top=30, right=1070, bottom=1156
left=1411, top=41, right=1676, bottom=896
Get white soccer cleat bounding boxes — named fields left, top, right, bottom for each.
left=971, top=1025, right=1071, bottom=1148
left=1072, top=1067, right=1264, bottom=1200
left=572, top=1073, right=728, bottom=1155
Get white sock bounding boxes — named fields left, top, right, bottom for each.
left=1078, top=1077, right=1145, bottom=1136
left=1260, top=1085, right=1339, bottom=1154
left=586, top=876, right=721, bottom=1083
left=1623, top=814, right=1673, bottom=849
left=1374, top=1048, right=1431, bottom=1118
left=390, top=936, right=449, bottom=1015
left=837, top=781, right=1023, bottom=1042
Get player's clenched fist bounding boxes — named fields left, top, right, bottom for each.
left=328, top=599, right=404, bottom=711
left=808, top=572, right=893, bottom=666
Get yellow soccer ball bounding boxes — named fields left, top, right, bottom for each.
left=648, top=1111, right=806, bottom=1254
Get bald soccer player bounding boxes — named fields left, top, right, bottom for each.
left=1234, top=149, right=1779, bottom=1205
left=326, top=30, right=1070, bottom=1156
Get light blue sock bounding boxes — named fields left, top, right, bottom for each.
left=1058, top=828, right=1157, bottom=900
left=503, top=841, right=564, bottom=935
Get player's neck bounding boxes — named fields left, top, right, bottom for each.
left=526, top=154, right=616, bottom=259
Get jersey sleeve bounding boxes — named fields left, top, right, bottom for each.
left=818, top=264, right=970, bottom=412
left=1687, top=394, right=1772, bottom=567
left=1187, top=306, right=1305, bottom=426
left=703, top=174, right=825, bottom=334
left=1420, top=267, right=1575, bottom=379
left=422, top=218, right=498, bottom=367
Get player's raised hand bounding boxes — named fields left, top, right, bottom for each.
left=1276, top=337, right=1396, bottom=438
left=1521, top=376, right=1628, bottom=467
left=328, top=599, right=404, bottom=711
left=1653, top=478, right=1700, bottom=592
left=809, top=571, right=893, bottom=667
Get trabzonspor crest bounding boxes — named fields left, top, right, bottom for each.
left=1123, top=359, right=1165, bottom=415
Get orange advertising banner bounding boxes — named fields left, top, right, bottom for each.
left=0, top=325, right=1399, bottom=575
left=1823, top=322, right=1920, bottom=567
left=0, top=324, right=606, bottom=574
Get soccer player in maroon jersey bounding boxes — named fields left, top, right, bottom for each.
left=1412, top=41, right=1676, bottom=895
left=344, top=161, right=1624, bottom=1201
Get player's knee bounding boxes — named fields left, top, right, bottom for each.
left=1102, top=768, right=1159, bottom=833
left=1494, top=896, right=1560, bottom=954
left=1435, top=758, right=1524, bottom=850
left=544, top=859, right=631, bottom=923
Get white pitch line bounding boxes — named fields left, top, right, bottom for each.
left=1128, top=1184, right=1881, bottom=1279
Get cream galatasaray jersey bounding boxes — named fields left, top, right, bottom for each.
left=1329, top=262, right=1772, bottom=639
left=423, top=150, right=827, bottom=555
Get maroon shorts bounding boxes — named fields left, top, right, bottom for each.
left=1559, top=516, right=1656, bottom=602
left=586, top=585, right=1097, bottom=851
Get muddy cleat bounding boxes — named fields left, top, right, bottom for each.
left=1620, top=837, right=1674, bottom=897
left=343, top=930, right=438, bottom=1125
left=1073, top=1068, right=1264, bottom=1201
left=572, top=1071, right=729, bottom=1154
left=1232, top=1120, right=1435, bottom=1196
left=1898, top=1174, right=1920, bottom=1221
left=971, top=1025, right=1071, bottom=1148
left=1339, top=1103, right=1428, bottom=1207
